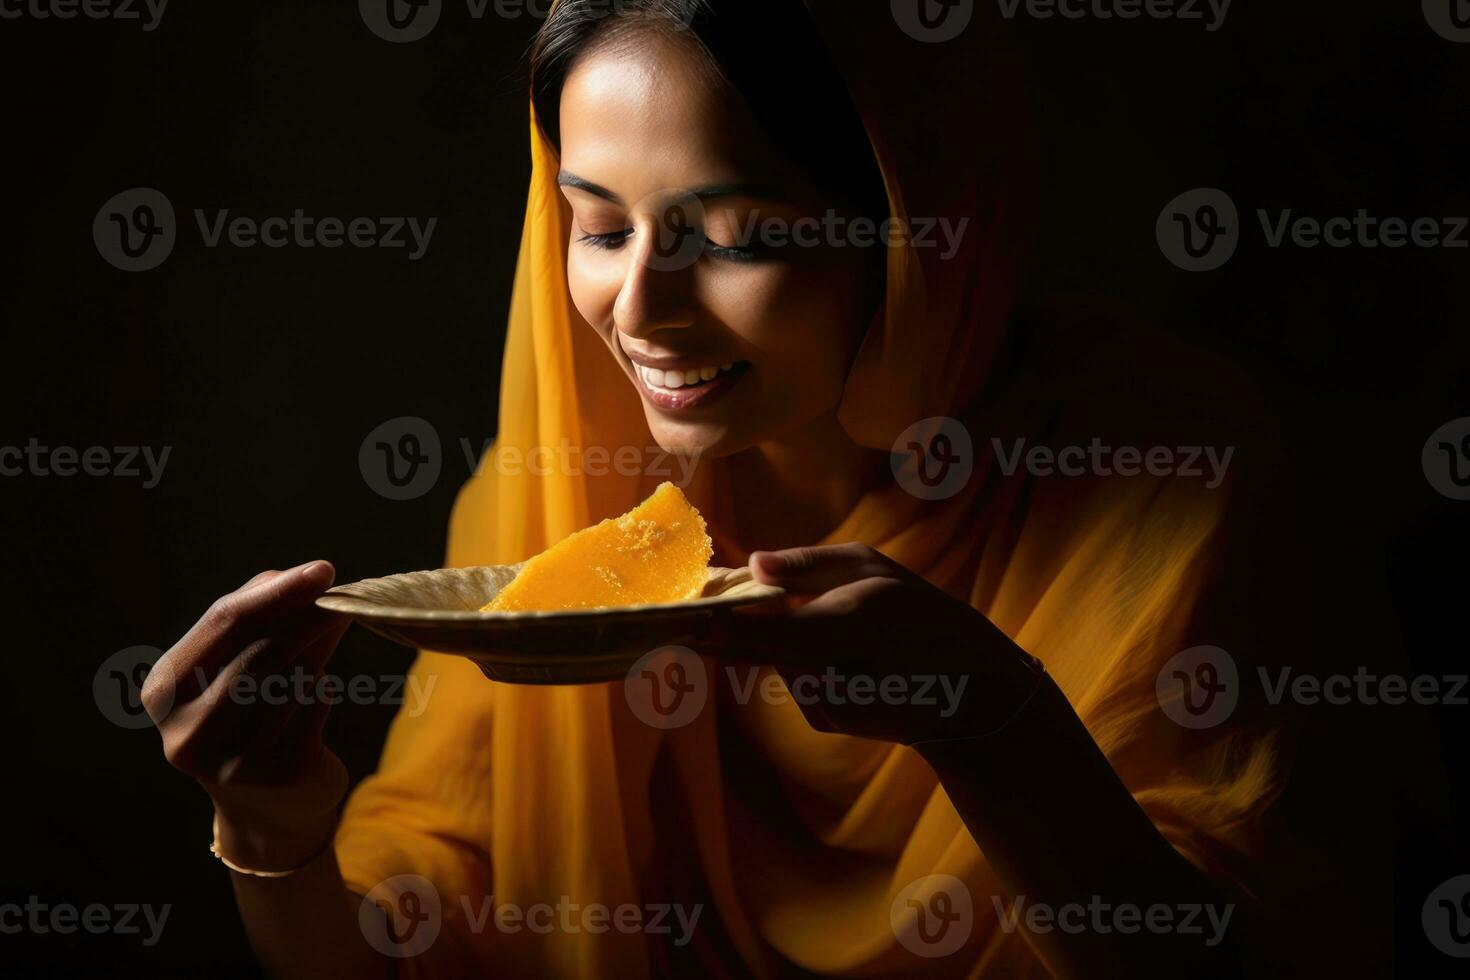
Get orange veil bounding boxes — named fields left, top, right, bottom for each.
left=334, top=4, right=1279, bottom=976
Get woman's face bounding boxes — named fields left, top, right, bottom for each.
left=557, top=31, right=883, bottom=458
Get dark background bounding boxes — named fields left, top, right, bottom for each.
left=2, top=0, right=1467, bottom=976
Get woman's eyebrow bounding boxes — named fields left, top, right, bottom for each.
left=557, top=171, right=779, bottom=205
left=557, top=172, right=622, bottom=204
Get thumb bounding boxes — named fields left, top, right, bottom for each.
left=748, top=543, right=897, bottom=595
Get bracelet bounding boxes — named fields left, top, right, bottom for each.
left=210, top=813, right=335, bottom=878
left=910, top=657, right=1049, bottom=747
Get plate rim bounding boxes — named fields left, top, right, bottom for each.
left=314, top=564, right=783, bottom=624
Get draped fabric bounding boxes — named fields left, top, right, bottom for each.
left=334, top=3, right=1279, bottom=975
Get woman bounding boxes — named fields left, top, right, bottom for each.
left=145, top=1, right=1279, bottom=976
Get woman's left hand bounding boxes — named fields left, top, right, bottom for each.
left=706, top=543, right=1043, bottom=745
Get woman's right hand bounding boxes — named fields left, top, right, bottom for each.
left=143, top=561, right=352, bottom=872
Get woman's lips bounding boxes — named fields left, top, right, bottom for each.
left=630, top=359, right=750, bottom=411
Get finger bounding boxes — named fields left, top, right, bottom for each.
left=299, top=613, right=351, bottom=677
left=242, top=613, right=351, bottom=756
left=696, top=577, right=908, bottom=669
left=154, top=561, right=338, bottom=700
left=194, top=607, right=347, bottom=713
left=261, top=698, right=335, bottom=784
left=156, top=608, right=348, bottom=785
left=748, top=543, right=899, bottom=595
left=233, top=625, right=345, bottom=785
left=240, top=568, right=284, bottom=591
left=166, top=599, right=345, bottom=712
left=185, top=608, right=342, bottom=725
left=230, top=614, right=348, bottom=788
left=270, top=643, right=349, bottom=774
left=788, top=577, right=904, bottom=619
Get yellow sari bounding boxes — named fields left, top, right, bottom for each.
left=335, top=3, right=1279, bottom=975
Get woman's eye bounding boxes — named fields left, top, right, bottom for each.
left=578, top=229, right=631, bottom=250
left=705, top=240, right=764, bottom=263
left=576, top=226, right=766, bottom=263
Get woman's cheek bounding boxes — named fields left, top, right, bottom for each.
left=705, top=261, right=796, bottom=332
left=724, top=262, right=849, bottom=373
left=565, top=251, right=615, bottom=329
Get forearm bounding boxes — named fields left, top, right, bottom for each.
left=231, top=846, right=390, bottom=980
left=218, top=808, right=388, bottom=979
left=229, top=846, right=391, bottom=980
left=918, top=675, right=1244, bottom=979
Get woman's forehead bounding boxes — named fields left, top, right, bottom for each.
left=558, top=38, right=805, bottom=200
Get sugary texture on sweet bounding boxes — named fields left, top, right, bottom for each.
left=481, top=482, right=712, bottom=612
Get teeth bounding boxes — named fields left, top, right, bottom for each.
left=640, top=362, right=740, bottom=390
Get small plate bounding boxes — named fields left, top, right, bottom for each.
left=315, top=565, right=784, bottom=684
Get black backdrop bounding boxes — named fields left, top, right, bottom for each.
left=2, top=0, right=1468, bottom=976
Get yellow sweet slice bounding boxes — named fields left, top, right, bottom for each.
left=481, top=482, right=712, bottom=612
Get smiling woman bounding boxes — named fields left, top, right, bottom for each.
left=539, top=0, right=889, bottom=462
left=142, top=1, right=1282, bottom=977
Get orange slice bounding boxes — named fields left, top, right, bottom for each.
left=481, top=482, right=712, bottom=612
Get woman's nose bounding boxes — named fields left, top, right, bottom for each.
left=613, top=211, right=701, bottom=339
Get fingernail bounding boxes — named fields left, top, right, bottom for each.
left=298, top=560, right=332, bottom=581
left=751, top=552, right=783, bottom=574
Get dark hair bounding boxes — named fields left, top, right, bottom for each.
left=529, top=0, right=889, bottom=224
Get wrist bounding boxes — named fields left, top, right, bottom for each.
left=206, top=751, right=349, bottom=874
left=914, top=668, right=1056, bottom=770
left=213, top=805, right=339, bottom=874
left=909, top=644, right=1046, bottom=745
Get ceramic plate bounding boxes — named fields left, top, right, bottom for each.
left=315, top=565, right=783, bottom=684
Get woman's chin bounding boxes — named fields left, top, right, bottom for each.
left=645, top=414, right=758, bottom=461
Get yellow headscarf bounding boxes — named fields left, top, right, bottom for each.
left=335, top=4, right=1279, bottom=975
